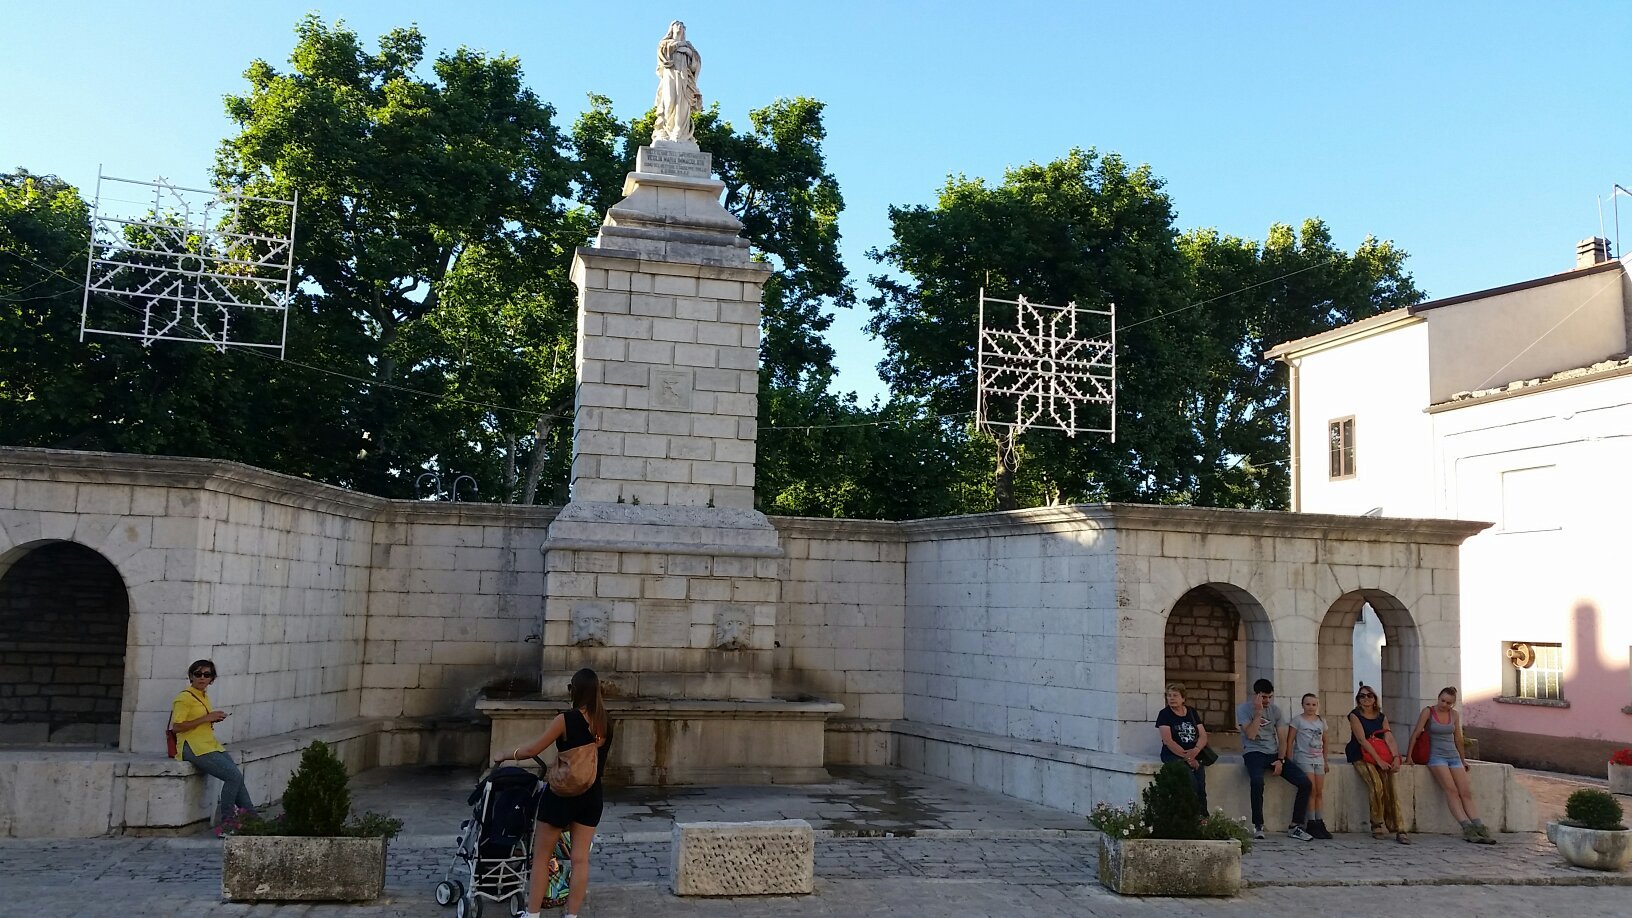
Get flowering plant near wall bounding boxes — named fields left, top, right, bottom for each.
left=1610, top=748, right=1632, bottom=767
left=1089, top=801, right=1151, bottom=840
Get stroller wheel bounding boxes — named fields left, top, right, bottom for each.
left=456, top=896, right=483, bottom=918
left=434, top=880, right=459, bottom=907
left=507, top=895, right=527, bottom=917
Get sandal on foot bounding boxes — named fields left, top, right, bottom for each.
left=1371, top=824, right=1387, bottom=840
left=1396, top=832, right=1413, bottom=844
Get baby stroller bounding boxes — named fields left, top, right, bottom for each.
left=435, top=764, right=544, bottom=918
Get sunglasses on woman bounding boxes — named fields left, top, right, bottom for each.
left=191, top=671, right=216, bottom=679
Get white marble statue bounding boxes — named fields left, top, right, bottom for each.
left=653, top=20, right=702, bottom=144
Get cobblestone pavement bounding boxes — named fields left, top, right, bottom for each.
left=2, top=765, right=1624, bottom=917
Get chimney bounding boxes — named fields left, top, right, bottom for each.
left=1576, top=236, right=1613, bottom=267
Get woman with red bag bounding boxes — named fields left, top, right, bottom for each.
left=1345, top=684, right=1410, bottom=844
left=1407, top=687, right=1496, bottom=844
left=170, top=659, right=256, bottom=835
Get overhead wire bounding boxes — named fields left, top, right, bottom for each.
left=5, top=247, right=571, bottom=421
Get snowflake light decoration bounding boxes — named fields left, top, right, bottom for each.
left=80, top=171, right=297, bottom=355
left=976, top=290, right=1115, bottom=440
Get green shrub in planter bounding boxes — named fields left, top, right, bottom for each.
left=228, top=741, right=401, bottom=839
left=1565, top=789, right=1626, bottom=831
left=1143, top=760, right=1203, bottom=840
left=283, top=741, right=351, bottom=836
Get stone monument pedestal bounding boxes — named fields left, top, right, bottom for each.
left=541, top=502, right=782, bottom=700
left=492, top=117, right=844, bottom=782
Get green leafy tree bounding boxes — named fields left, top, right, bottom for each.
left=0, top=171, right=332, bottom=471
left=0, top=171, right=98, bottom=447
left=868, top=149, right=1191, bottom=510
left=869, top=148, right=1421, bottom=511
left=1175, top=220, right=1420, bottom=507
left=215, top=15, right=582, bottom=498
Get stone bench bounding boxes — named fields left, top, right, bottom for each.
left=0, top=716, right=486, bottom=837
left=670, top=819, right=815, bottom=896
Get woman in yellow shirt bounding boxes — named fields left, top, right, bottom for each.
left=171, top=659, right=256, bottom=831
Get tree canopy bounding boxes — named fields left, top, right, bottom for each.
left=868, top=148, right=1422, bottom=510
left=2, top=19, right=1424, bottom=518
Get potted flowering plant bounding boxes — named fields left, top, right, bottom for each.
left=1547, top=788, right=1631, bottom=871
left=1608, top=748, right=1632, bottom=796
left=221, top=741, right=403, bottom=901
left=1088, top=760, right=1252, bottom=897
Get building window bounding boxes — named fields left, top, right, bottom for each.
left=1328, top=416, right=1356, bottom=479
left=1504, top=641, right=1565, bottom=702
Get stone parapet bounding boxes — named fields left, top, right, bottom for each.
left=670, top=819, right=815, bottom=896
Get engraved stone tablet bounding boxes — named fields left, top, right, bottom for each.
left=637, top=600, right=691, bottom=646
left=650, top=367, right=695, bottom=411
left=638, top=145, right=713, bottom=179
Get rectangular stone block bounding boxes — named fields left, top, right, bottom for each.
left=670, top=820, right=814, bottom=896
left=223, top=835, right=386, bottom=901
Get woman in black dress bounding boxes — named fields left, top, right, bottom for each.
left=496, top=668, right=612, bottom=918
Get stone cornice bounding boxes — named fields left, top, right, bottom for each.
left=899, top=502, right=1490, bottom=545
left=572, top=246, right=772, bottom=282
left=0, top=447, right=564, bottom=525
left=769, top=516, right=904, bottom=541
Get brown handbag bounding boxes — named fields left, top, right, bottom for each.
left=546, top=740, right=602, bottom=797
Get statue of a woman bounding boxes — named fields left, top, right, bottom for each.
left=653, top=21, right=702, bottom=144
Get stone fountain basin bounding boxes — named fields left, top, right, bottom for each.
left=478, top=694, right=844, bottom=786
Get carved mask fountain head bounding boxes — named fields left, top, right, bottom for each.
left=571, top=603, right=610, bottom=647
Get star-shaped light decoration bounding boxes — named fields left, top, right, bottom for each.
left=977, top=291, right=1116, bottom=440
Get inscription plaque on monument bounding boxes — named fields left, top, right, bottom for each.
left=637, top=145, right=713, bottom=179
left=637, top=600, right=692, bottom=646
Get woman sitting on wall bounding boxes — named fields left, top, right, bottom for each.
left=170, top=658, right=257, bottom=835
left=1346, top=684, right=1410, bottom=844
left=1155, top=683, right=1212, bottom=810
left=1407, top=686, right=1496, bottom=844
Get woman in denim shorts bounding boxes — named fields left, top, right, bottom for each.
left=1291, top=693, right=1332, bottom=838
left=1407, top=687, right=1496, bottom=844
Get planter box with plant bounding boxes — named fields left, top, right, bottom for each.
left=1090, top=760, right=1251, bottom=897
left=222, top=741, right=403, bottom=902
left=1547, top=788, right=1631, bottom=872
left=1609, top=748, right=1632, bottom=796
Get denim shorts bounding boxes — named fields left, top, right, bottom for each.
left=1294, top=758, right=1325, bottom=775
left=1427, top=754, right=1463, bottom=768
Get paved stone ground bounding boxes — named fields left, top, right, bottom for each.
left=1, top=765, right=1625, bottom=917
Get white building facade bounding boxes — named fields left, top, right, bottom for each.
left=1268, top=245, right=1632, bottom=774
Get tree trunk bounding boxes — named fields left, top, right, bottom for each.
left=521, top=414, right=555, bottom=505
left=502, top=433, right=517, bottom=504
left=994, top=430, right=1019, bottom=511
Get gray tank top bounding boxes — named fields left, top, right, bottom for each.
left=1427, top=709, right=1459, bottom=760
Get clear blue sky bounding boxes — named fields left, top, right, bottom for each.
left=5, top=2, right=1628, bottom=401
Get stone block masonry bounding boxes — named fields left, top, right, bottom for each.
left=570, top=253, right=766, bottom=510
left=670, top=819, right=815, bottom=896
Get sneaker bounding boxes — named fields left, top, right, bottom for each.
left=1287, top=824, right=1314, bottom=841
left=1307, top=818, right=1333, bottom=840
left=1253, top=825, right=1266, bottom=840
